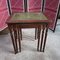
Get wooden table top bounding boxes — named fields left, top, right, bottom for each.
left=7, top=12, right=51, bottom=24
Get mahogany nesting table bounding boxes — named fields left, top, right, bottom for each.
left=6, top=12, right=51, bottom=54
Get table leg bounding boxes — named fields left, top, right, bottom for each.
left=40, top=25, right=45, bottom=52
left=35, top=28, right=37, bottom=40
left=18, top=28, right=21, bottom=52
left=42, top=25, right=48, bottom=52
left=37, top=27, right=41, bottom=51
left=13, top=27, right=18, bottom=53
left=20, top=29, right=22, bottom=40
left=8, top=25, right=18, bottom=54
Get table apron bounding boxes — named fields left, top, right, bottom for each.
left=8, top=23, right=48, bottom=28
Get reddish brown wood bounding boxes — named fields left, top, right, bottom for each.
left=8, top=25, right=17, bottom=54
left=42, top=24, right=48, bottom=52
left=13, top=25, right=18, bottom=53
left=40, top=25, right=45, bottom=52
left=35, top=28, right=37, bottom=40
left=18, top=27, right=21, bottom=52
left=6, top=13, right=51, bottom=54
left=37, top=27, right=41, bottom=51
left=20, top=29, right=22, bottom=40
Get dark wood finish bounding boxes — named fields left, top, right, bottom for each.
left=18, top=26, right=21, bottom=52
left=20, top=29, right=22, bottom=40
left=35, top=28, right=38, bottom=40
left=43, top=24, right=48, bottom=52
left=13, top=25, right=18, bottom=53
left=6, top=13, right=51, bottom=54
left=8, top=25, right=18, bottom=54
left=37, top=27, right=41, bottom=51
left=40, top=25, right=45, bottom=51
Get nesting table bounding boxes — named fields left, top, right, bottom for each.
left=6, top=12, right=51, bottom=54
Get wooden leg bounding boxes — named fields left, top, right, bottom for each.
left=18, top=28, right=21, bottom=52
left=40, top=25, right=45, bottom=52
left=37, top=27, right=41, bottom=51
left=42, top=25, right=48, bottom=52
left=20, top=29, right=22, bottom=40
left=8, top=25, right=17, bottom=54
left=35, top=28, right=37, bottom=40
left=13, top=26, right=18, bottom=53
left=35, top=28, right=36, bottom=40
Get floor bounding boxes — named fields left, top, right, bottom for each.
left=0, top=19, right=60, bottom=60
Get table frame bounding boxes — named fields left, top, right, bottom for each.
left=6, top=13, right=50, bottom=54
